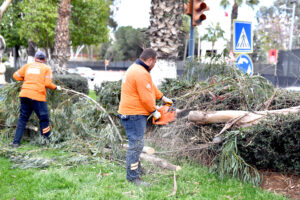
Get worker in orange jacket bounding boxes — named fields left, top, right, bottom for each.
left=9, top=51, right=61, bottom=148
left=118, top=48, right=173, bottom=186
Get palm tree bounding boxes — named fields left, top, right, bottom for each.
left=147, top=0, right=184, bottom=59
left=202, top=22, right=225, bottom=52
left=220, top=0, right=260, bottom=50
left=52, top=0, right=71, bottom=74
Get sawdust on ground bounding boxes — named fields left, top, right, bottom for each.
left=260, top=171, right=300, bottom=200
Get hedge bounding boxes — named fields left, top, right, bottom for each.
left=237, top=114, right=300, bottom=174
left=53, top=74, right=89, bottom=94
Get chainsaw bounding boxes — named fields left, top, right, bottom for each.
left=152, top=100, right=177, bottom=125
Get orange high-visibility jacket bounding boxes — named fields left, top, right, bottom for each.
left=13, top=62, right=57, bottom=102
left=118, top=63, right=163, bottom=116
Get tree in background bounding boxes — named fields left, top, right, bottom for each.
left=220, top=0, right=260, bottom=50
left=70, top=0, right=110, bottom=58
left=0, top=0, right=12, bottom=63
left=255, top=0, right=300, bottom=51
left=17, top=0, right=58, bottom=53
left=202, top=22, right=226, bottom=53
left=0, top=0, right=111, bottom=68
left=0, top=1, right=26, bottom=66
left=102, top=26, right=149, bottom=61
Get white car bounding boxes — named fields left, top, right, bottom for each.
left=75, top=67, right=96, bottom=81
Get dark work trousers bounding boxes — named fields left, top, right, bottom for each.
left=13, top=97, right=51, bottom=144
left=120, top=114, right=147, bottom=181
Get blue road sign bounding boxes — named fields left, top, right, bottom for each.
left=234, top=20, right=252, bottom=53
left=236, top=54, right=253, bottom=76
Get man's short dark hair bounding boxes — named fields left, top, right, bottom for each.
left=139, top=48, right=157, bottom=61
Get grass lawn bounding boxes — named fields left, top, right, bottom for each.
left=0, top=145, right=287, bottom=200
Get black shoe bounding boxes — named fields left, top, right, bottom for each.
left=129, top=178, right=150, bottom=187
left=9, top=142, right=20, bottom=148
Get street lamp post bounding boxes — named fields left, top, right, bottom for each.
left=289, top=0, right=296, bottom=50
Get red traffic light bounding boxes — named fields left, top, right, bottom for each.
left=193, top=0, right=209, bottom=27
left=184, top=0, right=193, bottom=16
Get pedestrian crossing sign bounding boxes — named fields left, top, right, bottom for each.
left=233, top=20, right=252, bottom=53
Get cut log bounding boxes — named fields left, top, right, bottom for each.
left=140, top=153, right=181, bottom=171
left=122, top=144, right=155, bottom=155
left=188, top=106, right=300, bottom=127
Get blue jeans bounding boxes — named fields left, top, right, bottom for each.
left=13, top=97, right=51, bottom=144
left=120, top=114, right=147, bottom=181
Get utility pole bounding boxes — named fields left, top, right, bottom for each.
left=197, top=26, right=201, bottom=58
left=289, top=0, right=296, bottom=50
left=188, top=0, right=195, bottom=62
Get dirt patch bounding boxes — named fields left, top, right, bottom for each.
left=260, top=171, right=300, bottom=200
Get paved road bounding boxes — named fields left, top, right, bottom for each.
left=88, top=70, right=125, bottom=90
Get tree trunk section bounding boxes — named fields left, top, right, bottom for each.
left=52, top=0, right=71, bottom=74
left=188, top=106, right=300, bottom=127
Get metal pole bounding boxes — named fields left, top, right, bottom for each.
left=197, top=27, right=201, bottom=59
left=188, top=1, right=194, bottom=61
left=289, top=0, right=296, bottom=50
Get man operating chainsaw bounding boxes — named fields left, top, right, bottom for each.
left=118, top=48, right=173, bottom=187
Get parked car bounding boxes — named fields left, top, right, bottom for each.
left=74, top=67, right=96, bottom=81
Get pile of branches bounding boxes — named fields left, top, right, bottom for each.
left=0, top=82, right=124, bottom=168
left=152, top=63, right=300, bottom=185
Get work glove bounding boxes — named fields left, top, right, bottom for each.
left=56, top=86, right=62, bottom=91
left=152, top=110, right=161, bottom=121
left=162, top=96, right=173, bottom=106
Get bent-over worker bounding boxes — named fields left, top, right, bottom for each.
left=9, top=51, right=61, bottom=148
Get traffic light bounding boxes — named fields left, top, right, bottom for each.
left=184, top=0, right=193, bottom=16
left=192, top=0, right=209, bottom=27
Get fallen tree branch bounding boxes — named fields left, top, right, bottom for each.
left=140, top=153, right=181, bottom=171
left=167, top=172, right=177, bottom=197
left=215, top=114, right=248, bottom=137
left=155, top=143, right=212, bottom=154
left=264, top=91, right=277, bottom=111
left=188, top=105, right=300, bottom=127
left=61, top=88, right=123, bottom=142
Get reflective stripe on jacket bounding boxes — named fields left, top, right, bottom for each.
left=118, top=63, right=163, bottom=115
left=13, top=62, right=57, bottom=102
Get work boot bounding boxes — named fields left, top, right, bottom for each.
left=9, top=142, right=20, bottom=148
left=129, top=178, right=150, bottom=187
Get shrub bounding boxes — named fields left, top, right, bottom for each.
left=228, top=113, right=300, bottom=175
left=53, top=74, right=89, bottom=94
left=4, top=67, right=17, bottom=83
left=97, top=80, right=121, bottom=113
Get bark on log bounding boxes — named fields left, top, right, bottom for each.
left=140, top=153, right=181, bottom=171
left=188, top=106, right=300, bottom=127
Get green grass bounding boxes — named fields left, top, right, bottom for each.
left=0, top=146, right=288, bottom=200
left=88, top=90, right=97, bottom=100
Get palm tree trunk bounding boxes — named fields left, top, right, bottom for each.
left=52, top=0, right=71, bottom=74
left=230, top=1, right=238, bottom=50
left=147, top=0, right=183, bottom=59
